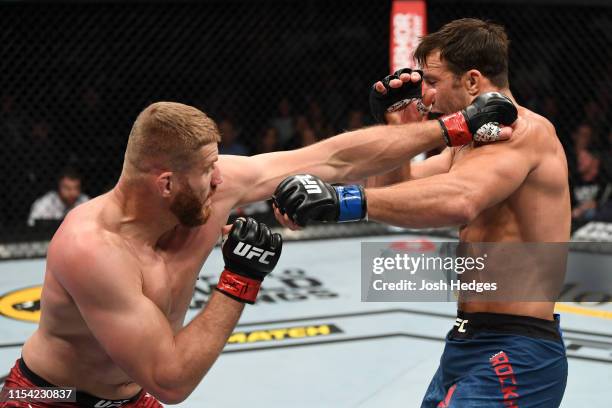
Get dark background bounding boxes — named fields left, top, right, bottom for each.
left=1, top=0, right=610, bottom=240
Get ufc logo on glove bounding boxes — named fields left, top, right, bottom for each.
left=233, top=242, right=276, bottom=264
left=296, top=175, right=322, bottom=194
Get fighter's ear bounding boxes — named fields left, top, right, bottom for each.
left=464, top=69, right=483, bottom=96
left=156, top=171, right=174, bottom=197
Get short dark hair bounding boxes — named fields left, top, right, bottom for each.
left=58, top=167, right=81, bottom=182
left=414, top=18, right=509, bottom=88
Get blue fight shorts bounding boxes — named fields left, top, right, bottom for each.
left=421, top=311, right=567, bottom=407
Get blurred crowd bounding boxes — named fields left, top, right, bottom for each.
left=218, top=97, right=368, bottom=156
left=4, top=86, right=611, bottom=230
left=0, top=1, right=610, bottom=233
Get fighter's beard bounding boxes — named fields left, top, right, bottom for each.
left=170, top=183, right=210, bottom=227
left=201, top=203, right=213, bottom=224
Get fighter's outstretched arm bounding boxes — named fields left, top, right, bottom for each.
left=365, top=147, right=454, bottom=188
left=366, top=140, right=533, bottom=228
left=52, top=237, right=244, bottom=404
left=272, top=134, right=532, bottom=229
left=273, top=134, right=533, bottom=229
left=220, top=120, right=455, bottom=208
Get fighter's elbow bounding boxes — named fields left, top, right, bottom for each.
left=153, top=388, right=191, bottom=405
left=149, top=379, right=196, bottom=405
left=150, top=365, right=197, bottom=404
left=452, top=196, right=480, bottom=225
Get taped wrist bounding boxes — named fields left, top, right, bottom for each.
left=334, top=185, right=367, bottom=222
left=438, top=111, right=472, bottom=146
left=215, top=269, right=262, bottom=304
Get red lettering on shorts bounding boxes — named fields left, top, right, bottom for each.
left=437, top=384, right=457, bottom=408
left=490, top=351, right=520, bottom=407
left=502, top=385, right=519, bottom=400
left=490, top=351, right=509, bottom=365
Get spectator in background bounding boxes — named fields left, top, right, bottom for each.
left=571, top=123, right=594, bottom=152
left=307, top=100, right=333, bottom=139
left=218, top=118, right=248, bottom=155
left=270, top=97, right=294, bottom=146
left=345, top=109, right=365, bottom=131
left=298, top=127, right=318, bottom=147
left=283, top=115, right=319, bottom=150
left=257, top=126, right=279, bottom=154
left=571, top=149, right=604, bottom=221
left=27, top=167, right=89, bottom=226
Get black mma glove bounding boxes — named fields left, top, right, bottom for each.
left=369, top=68, right=425, bottom=123
left=273, top=174, right=366, bottom=227
left=216, top=217, right=282, bottom=304
left=439, top=92, right=518, bottom=146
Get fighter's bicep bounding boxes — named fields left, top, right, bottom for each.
left=448, top=144, right=532, bottom=210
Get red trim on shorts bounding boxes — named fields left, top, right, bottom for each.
left=437, top=383, right=457, bottom=408
left=1, top=359, right=163, bottom=408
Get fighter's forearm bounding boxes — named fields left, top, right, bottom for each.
left=318, top=121, right=443, bottom=183
left=365, top=162, right=412, bottom=188
left=230, top=121, right=445, bottom=207
left=365, top=174, right=474, bottom=228
left=153, top=292, right=244, bottom=402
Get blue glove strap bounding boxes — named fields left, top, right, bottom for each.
left=335, top=185, right=365, bottom=222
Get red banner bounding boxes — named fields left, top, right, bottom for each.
left=390, top=0, right=427, bottom=73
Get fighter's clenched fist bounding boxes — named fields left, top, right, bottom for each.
left=273, top=175, right=366, bottom=227
left=438, top=91, right=518, bottom=146
left=216, top=217, right=282, bottom=304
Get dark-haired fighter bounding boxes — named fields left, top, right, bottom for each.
left=274, top=18, right=570, bottom=407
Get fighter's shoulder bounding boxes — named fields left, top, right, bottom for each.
left=215, top=154, right=249, bottom=185
left=214, top=154, right=260, bottom=203
left=516, top=108, right=557, bottom=140
left=48, top=213, right=130, bottom=275
left=218, top=153, right=251, bottom=170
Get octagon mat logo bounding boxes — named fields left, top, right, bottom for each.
left=0, top=286, right=42, bottom=322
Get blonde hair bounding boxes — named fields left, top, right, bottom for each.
left=125, top=102, right=220, bottom=172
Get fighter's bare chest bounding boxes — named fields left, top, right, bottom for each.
left=141, top=239, right=217, bottom=322
left=132, top=214, right=228, bottom=323
left=140, top=263, right=193, bottom=317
